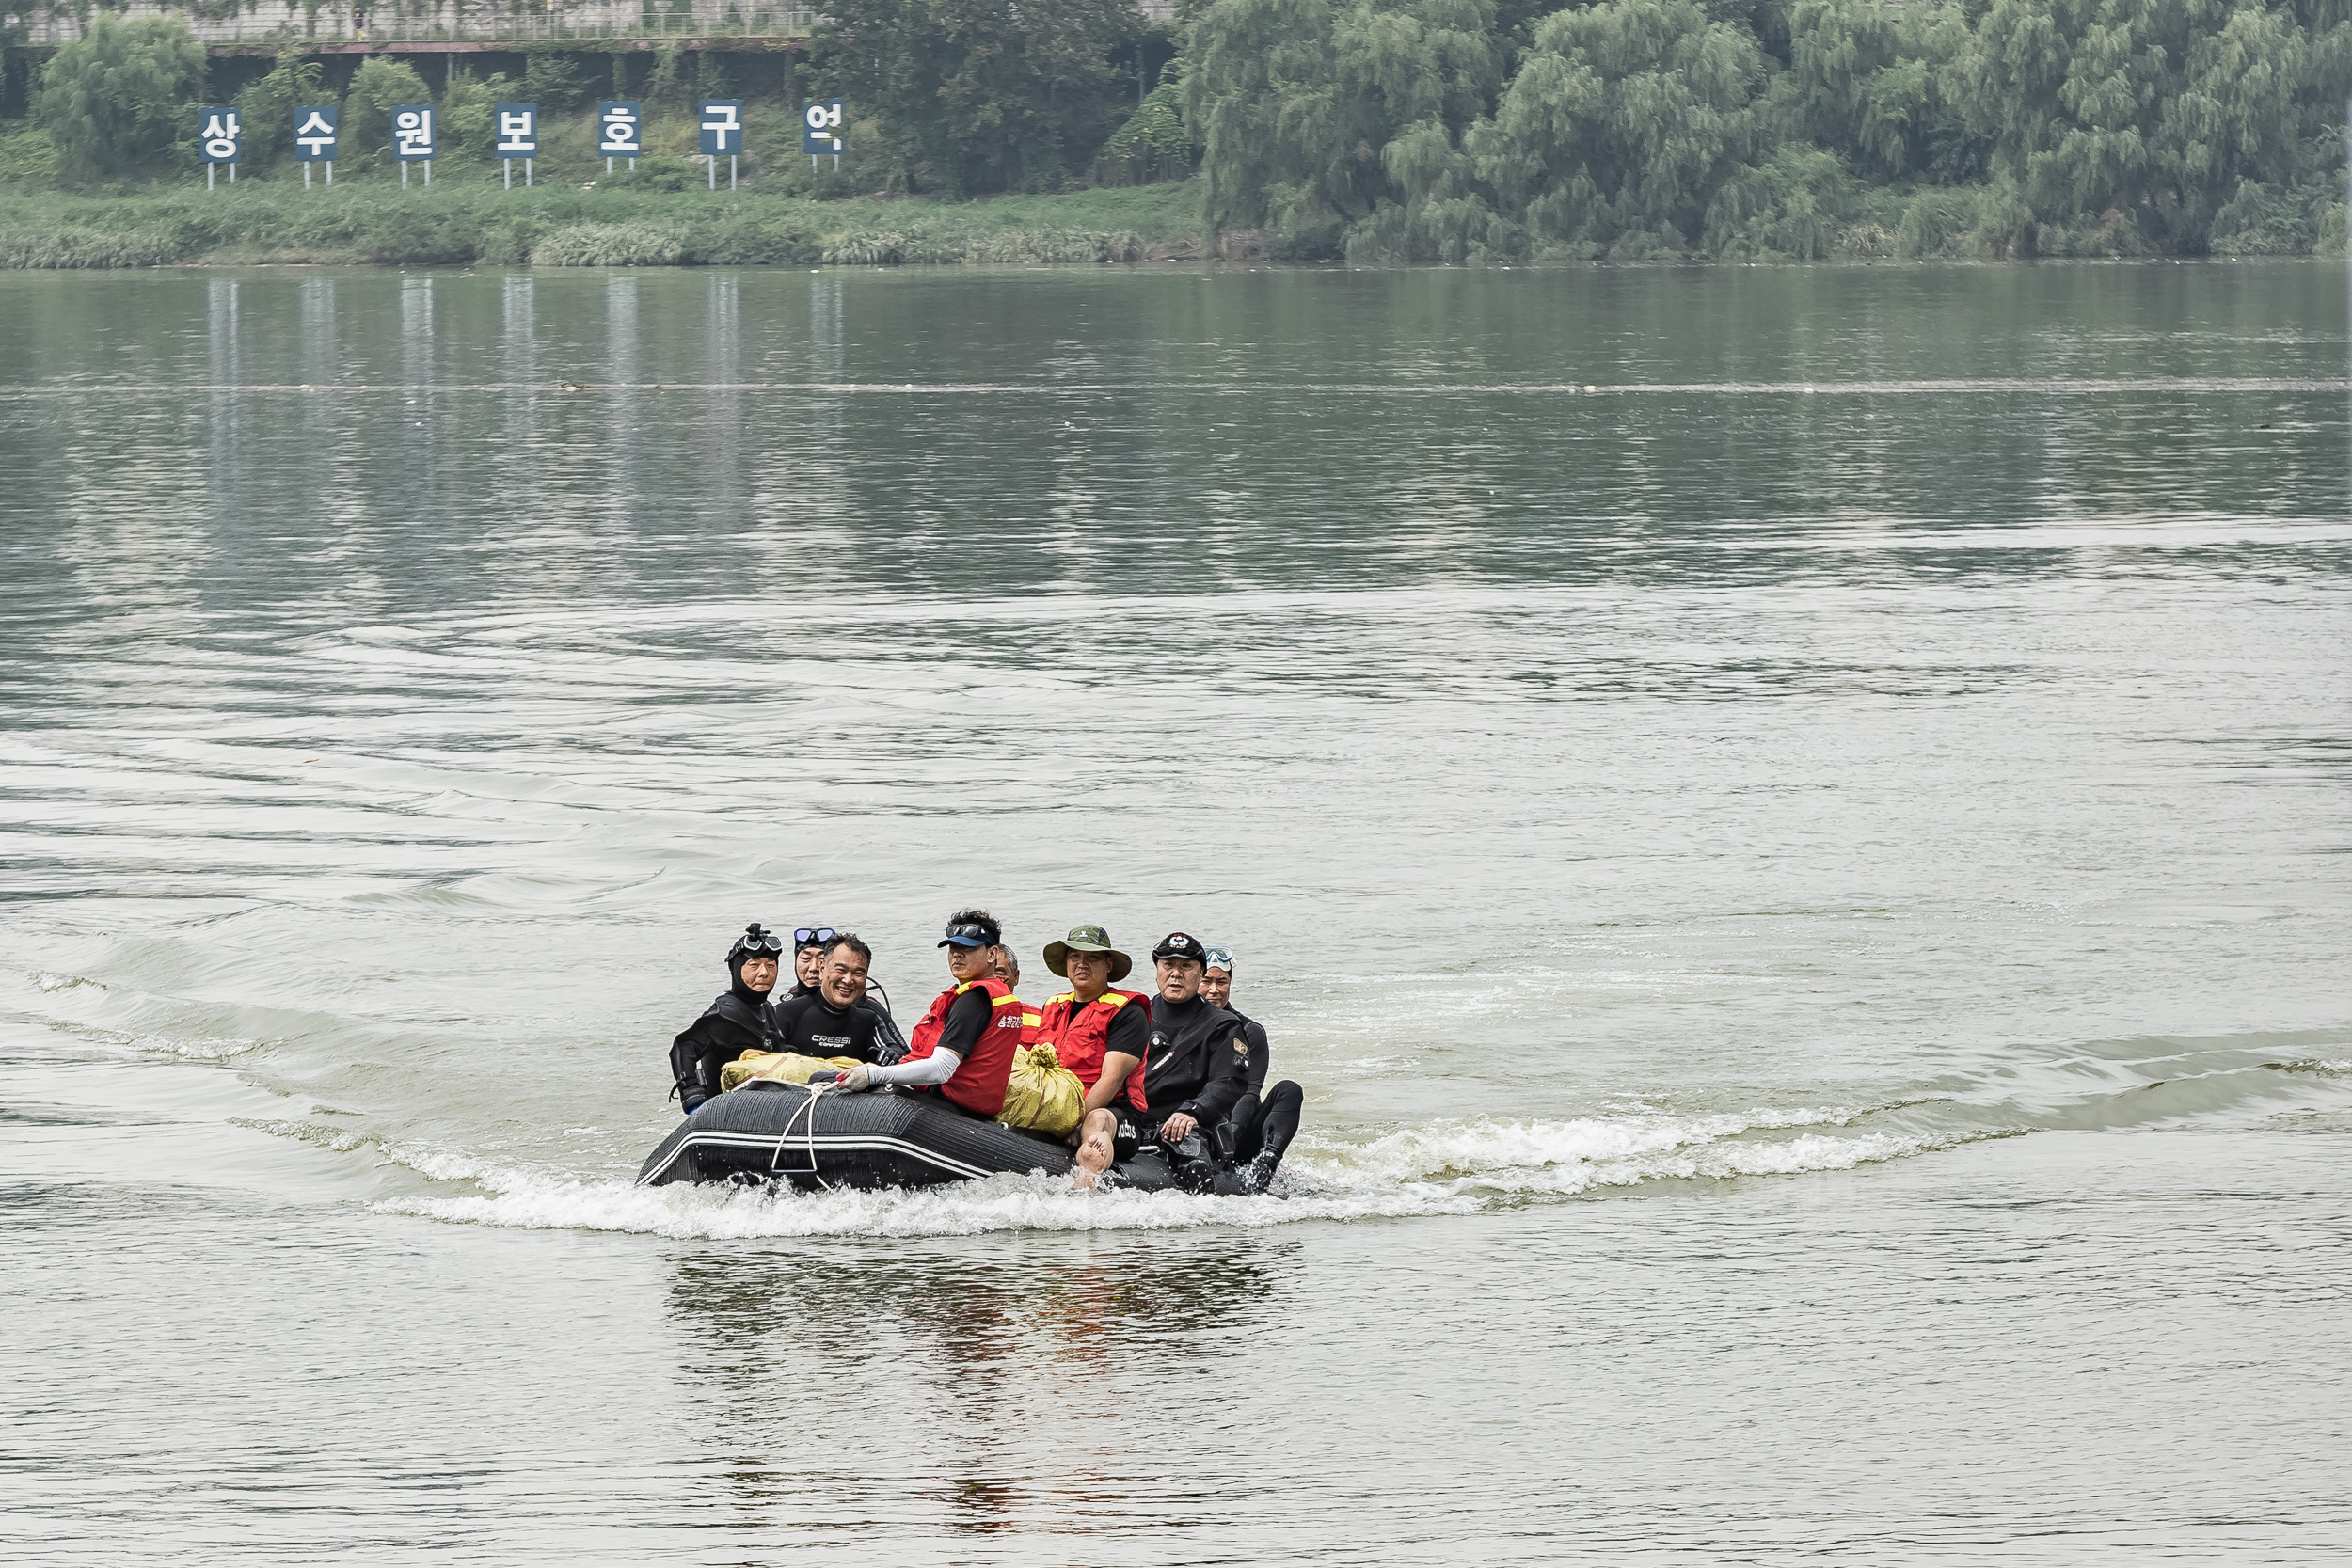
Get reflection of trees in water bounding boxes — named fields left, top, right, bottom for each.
left=663, top=1233, right=1293, bottom=1535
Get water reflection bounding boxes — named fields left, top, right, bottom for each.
left=662, top=1236, right=1291, bottom=1534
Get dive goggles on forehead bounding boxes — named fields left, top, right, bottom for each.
left=793, top=927, right=837, bottom=947
left=734, top=927, right=785, bottom=956
left=1202, top=946, right=1234, bottom=973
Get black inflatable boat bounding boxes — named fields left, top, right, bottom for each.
left=635, top=1080, right=1184, bottom=1192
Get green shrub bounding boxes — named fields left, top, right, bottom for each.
left=1094, top=83, right=1194, bottom=187
left=533, top=220, right=691, bottom=264
left=345, top=56, right=433, bottom=164
left=36, top=12, right=205, bottom=182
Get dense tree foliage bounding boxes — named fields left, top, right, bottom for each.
left=816, top=0, right=1147, bottom=191
left=36, top=12, right=204, bottom=181
left=1185, top=0, right=2352, bottom=258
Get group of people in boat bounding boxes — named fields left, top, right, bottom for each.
left=667, top=911, right=1305, bottom=1194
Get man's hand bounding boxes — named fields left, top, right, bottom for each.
left=834, top=1064, right=873, bottom=1091
left=1159, top=1112, right=1198, bottom=1142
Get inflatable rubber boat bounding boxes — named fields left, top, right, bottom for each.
left=635, top=1079, right=1186, bottom=1191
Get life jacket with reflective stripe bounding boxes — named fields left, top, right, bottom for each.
left=1036, top=988, right=1150, bottom=1092
left=1017, top=999, right=1043, bottom=1046
left=907, top=976, right=1021, bottom=1116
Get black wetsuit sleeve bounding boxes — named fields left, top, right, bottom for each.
left=937, top=988, right=993, bottom=1058
left=1241, top=1020, right=1269, bottom=1094
left=671, top=1010, right=761, bottom=1110
left=1104, top=1004, right=1149, bottom=1062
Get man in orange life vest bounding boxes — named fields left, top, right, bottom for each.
left=1030, top=925, right=1152, bottom=1181
left=825, top=910, right=1022, bottom=1116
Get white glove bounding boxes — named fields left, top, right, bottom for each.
left=835, top=1064, right=874, bottom=1092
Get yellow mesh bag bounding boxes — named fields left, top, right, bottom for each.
left=721, top=1050, right=861, bottom=1092
left=994, top=1041, right=1085, bottom=1139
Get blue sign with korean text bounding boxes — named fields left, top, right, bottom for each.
left=597, top=100, right=643, bottom=157
left=494, top=103, right=538, bottom=159
left=803, top=100, right=845, bottom=155
left=294, top=105, right=337, bottom=162
left=391, top=104, right=435, bottom=161
left=698, top=100, right=743, bottom=157
left=199, top=107, right=242, bottom=165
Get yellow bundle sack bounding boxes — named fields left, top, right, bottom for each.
left=994, top=1041, right=1085, bottom=1139
left=721, top=1050, right=860, bottom=1092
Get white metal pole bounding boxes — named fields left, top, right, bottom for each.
left=424, top=160, right=432, bottom=186
left=208, top=165, right=215, bottom=190
left=305, top=164, right=311, bottom=189
left=326, top=163, right=333, bottom=185
left=504, top=159, right=512, bottom=190
left=402, top=163, right=408, bottom=189
left=730, top=154, right=737, bottom=190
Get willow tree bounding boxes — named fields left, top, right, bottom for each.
left=1952, top=0, right=2352, bottom=247
left=36, top=12, right=205, bottom=182
left=1186, top=0, right=1502, bottom=254
left=1470, top=0, right=1769, bottom=256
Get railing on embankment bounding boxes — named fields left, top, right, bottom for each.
left=3, top=1, right=831, bottom=49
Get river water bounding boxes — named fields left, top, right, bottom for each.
left=3, top=261, right=2348, bottom=1563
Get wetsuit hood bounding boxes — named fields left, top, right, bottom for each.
left=727, top=956, right=774, bottom=1010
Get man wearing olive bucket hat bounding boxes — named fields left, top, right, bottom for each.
left=1033, top=925, right=1155, bottom=1182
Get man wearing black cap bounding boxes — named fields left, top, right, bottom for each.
left=667, top=922, right=787, bottom=1115
left=1089, top=931, right=1248, bottom=1188
left=827, top=909, right=1021, bottom=1117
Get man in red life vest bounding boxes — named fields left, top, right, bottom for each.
left=826, top=910, right=1021, bottom=1117
left=1031, top=925, right=1152, bottom=1182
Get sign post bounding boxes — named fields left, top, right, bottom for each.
left=495, top=102, right=538, bottom=189
left=294, top=105, right=337, bottom=188
left=597, top=99, right=643, bottom=174
left=803, top=98, right=845, bottom=171
left=199, top=106, right=241, bottom=188
left=393, top=104, right=435, bottom=187
left=699, top=99, right=743, bottom=191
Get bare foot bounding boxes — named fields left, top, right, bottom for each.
left=1071, top=1132, right=1113, bottom=1191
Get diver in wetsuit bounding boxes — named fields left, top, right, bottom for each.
left=667, top=923, right=787, bottom=1115
left=1200, top=945, right=1302, bottom=1195
left=786, top=925, right=837, bottom=998
left=769, top=933, right=893, bottom=1064
left=1089, top=931, right=1248, bottom=1192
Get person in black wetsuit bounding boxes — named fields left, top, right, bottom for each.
left=786, top=924, right=838, bottom=998
left=1200, top=944, right=1302, bottom=1195
left=667, top=922, right=787, bottom=1115
left=1097, top=931, right=1248, bottom=1191
left=770, top=932, right=894, bottom=1064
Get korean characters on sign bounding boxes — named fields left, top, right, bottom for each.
left=699, top=99, right=743, bottom=190
left=199, top=106, right=240, bottom=187
left=597, top=100, right=643, bottom=173
left=495, top=102, right=538, bottom=189
left=294, top=105, right=336, bottom=188
left=803, top=99, right=846, bottom=168
left=392, top=103, right=435, bottom=186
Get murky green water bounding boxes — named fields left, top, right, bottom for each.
left=3, top=262, right=2349, bottom=1563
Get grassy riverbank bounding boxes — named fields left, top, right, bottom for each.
left=0, top=181, right=1209, bottom=269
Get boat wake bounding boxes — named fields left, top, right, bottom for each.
left=373, top=1101, right=1973, bottom=1239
